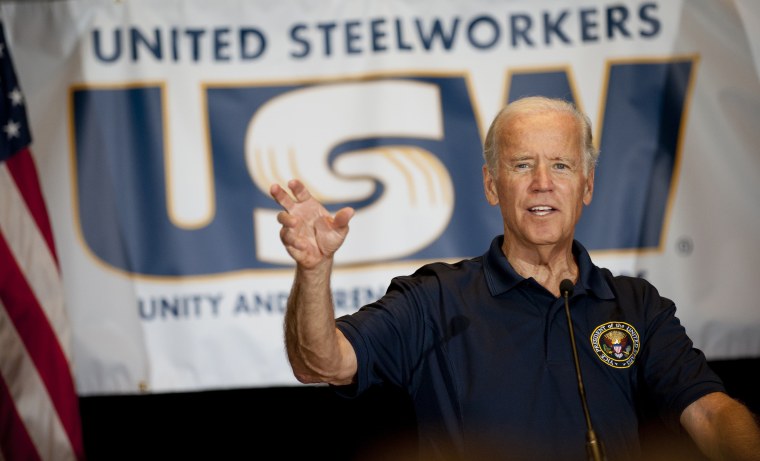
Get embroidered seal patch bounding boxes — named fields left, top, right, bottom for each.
left=590, top=321, right=640, bottom=368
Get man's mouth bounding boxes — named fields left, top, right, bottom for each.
left=529, top=206, right=555, bottom=216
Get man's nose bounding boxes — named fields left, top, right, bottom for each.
left=532, top=165, right=552, bottom=191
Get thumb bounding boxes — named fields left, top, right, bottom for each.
left=333, top=207, right=355, bottom=230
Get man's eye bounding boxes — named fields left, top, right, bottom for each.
left=516, top=163, right=530, bottom=169
left=555, top=163, right=568, bottom=170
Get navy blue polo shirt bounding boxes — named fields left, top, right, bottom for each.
left=335, top=235, right=724, bottom=461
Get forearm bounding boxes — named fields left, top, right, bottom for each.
left=284, top=259, right=355, bottom=385
left=708, top=403, right=760, bottom=461
left=682, top=392, right=760, bottom=461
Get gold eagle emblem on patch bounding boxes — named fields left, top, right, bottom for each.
left=590, top=321, right=640, bottom=368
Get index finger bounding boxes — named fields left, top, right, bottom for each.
left=287, top=179, right=312, bottom=203
left=270, top=183, right=295, bottom=210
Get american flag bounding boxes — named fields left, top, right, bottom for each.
left=0, top=22, right=85, bottom=461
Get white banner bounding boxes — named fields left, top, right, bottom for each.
left=2, top=0, right=759, bottom=395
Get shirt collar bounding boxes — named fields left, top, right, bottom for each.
left=482, top=235, right=614, bottom=300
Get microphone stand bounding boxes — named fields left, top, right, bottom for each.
left=561, top=280, right=606, bottom=461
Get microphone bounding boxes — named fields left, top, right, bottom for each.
left=560, top=279, right=606, bottom=461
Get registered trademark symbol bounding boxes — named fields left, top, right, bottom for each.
left=676, top=236, right=694, bottom=255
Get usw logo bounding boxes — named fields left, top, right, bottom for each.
left=71, top=57, right=695, bottom=276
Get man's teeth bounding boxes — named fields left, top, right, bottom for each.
left=530, top=206, right=553, bottom=215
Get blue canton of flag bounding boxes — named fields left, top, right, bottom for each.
left=0, top=24, right=31, bottom=162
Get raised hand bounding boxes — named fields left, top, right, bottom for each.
left=270, top=179, right=355, bottom=269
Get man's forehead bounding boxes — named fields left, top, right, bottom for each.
left=504, top=151, right=580, bottom=162
left=504, top=109, right=577, bottom=129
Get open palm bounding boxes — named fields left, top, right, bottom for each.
left=270, top=179, right=355, bottom=269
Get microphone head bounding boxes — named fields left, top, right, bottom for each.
left=560, top=279, right=574, bottom=297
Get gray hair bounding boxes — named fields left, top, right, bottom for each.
left=482, top=96, right=599, bottom=176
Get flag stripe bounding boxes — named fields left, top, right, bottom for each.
left=0, top=300, right=74, bottom=461
left=0, top=166, right=84, bottom=459
left=0, top=371, right=41, bottom=461
left=0, top=240, right=80, bottom=461
left=4, top=147, right=59, bottom=266
left=0, top=161, right=70, bottom=360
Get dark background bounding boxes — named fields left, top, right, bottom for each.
left=79, top=358, right=759, bottom=460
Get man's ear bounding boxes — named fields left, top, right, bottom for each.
left=483, top=165, right=499, bottom=205
left=583, top=168, right=595, bottom=206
